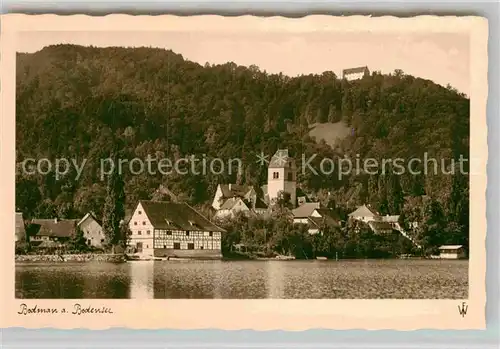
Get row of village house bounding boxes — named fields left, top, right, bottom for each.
left=14, top=148, right=465, bottom=260
left=14, top=200, right=465, bottom=260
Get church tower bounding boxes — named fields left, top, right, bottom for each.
left=267, top=149, right=297, bottom=207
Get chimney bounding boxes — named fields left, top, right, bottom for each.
left=229, top=184, right=232, bottom=191
left=54, top=218, right=59, bottom=223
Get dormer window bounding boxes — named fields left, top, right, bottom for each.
left=165, top=219, right=172, bottom=225
left=188, top=220, right=196, bottom=227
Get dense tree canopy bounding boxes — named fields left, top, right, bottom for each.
left=15, top=44, right=469, bottom=252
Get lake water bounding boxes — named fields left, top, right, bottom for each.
left=15, top=259, right=468, bottom=299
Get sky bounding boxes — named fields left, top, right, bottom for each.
left=17, top=30, right=470, bottom=96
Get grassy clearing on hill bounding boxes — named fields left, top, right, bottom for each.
left=308, top=121, right=351, bottom=147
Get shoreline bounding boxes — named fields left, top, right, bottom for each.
left=15, top=253, right=127, bottom=263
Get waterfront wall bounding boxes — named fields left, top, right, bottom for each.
left=153, top=248, right=222, bottom=259
left=15, top=253, right=127, bottom=263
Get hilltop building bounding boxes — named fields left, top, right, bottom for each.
left=128, top=200, right=225, bottom=259
left=342, top=66, right=370, bottom=81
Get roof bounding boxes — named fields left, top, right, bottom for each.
left=439, top=245, right=464, bottom=250
left=16, top=212, right=25, bottom=240
left=308, top=215, right=341, bottom=229
left=219, top=197, right=248, bottom=211
left=269, top=149, right=295, bottom=169
left=342, top=66, right=369, bottom=75
left=314, top=208, right=342, bottom=221
left=368, top=221, right=394, bottom=233
left=292, top=202, right=321, bottom=218
left=348, top=204, right=379, bottom=218
left=254, top=197, right=268, bottom=209
left=219, top=184, right=254, bottom=199
left=138, top=200, right=225, bottom=232
left=29, top=219, right=79, bottom=238
left=77, top=212, right=102, bottom=227
left=381, top=215, right=400, bottom=223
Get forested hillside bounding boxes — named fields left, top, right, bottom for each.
left=15, top=44, right=470, bottom=251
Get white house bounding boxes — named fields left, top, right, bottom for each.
left=439, top=245, right=466, bottom=259
left=342, top=66, right=370, bottom=81
left=214, top=197, right=251, bottom=219
left=128, top=200, right=225, bottom=259
left=348, top=204, right=380, bottom=223
left=292, top=202, right=321, bottom=224
left=77, top=212, right=106, bottom=248
left=292, top=204, right=342, bottom=235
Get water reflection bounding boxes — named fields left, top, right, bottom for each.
left=129, top=261, right=154, bottom=299
left=16, top=260, right=469, bottom=299
left=266, top=261, right=285, bottom=298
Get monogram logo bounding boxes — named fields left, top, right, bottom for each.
left=458, top=302, right=468, bottom=317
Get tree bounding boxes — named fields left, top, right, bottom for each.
left=101, top=149, right=126, bottom=248
left=71, top=226, right=89, bottom=252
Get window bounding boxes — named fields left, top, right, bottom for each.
left=186, top=231, right=190, bottom=236
left=147, top=230, right=151, bottom=235
left=187, top=243, right=194, bottom=250
left=163, top=245, right=166, bottom=249
left=100, top=239, right=104, bottom=243
left=136, top=242, right=143, bottom=252
left=167, top=231, right=172, bottom=236
left=142, top=221, right=146, bottom=225
left=200, top=246, right=204, bottom=250
left=273, top=172, right=279, bottom=179
left=138, top=211, right=142, bottom=214
left=138, top=231, right=142, bottom=235
left=209, top=232, right=213, bottom=237
left=134, top=222, right=137, bottom=225
left=146, top=245, right=149, bottom=248
left=288, top=172, right=293, bottom=181
left=173, top=242, right=180, bottom=249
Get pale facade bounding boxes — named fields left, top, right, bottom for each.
left=128, top=202, right=155, bottom=257
left=342, top=66, right=370, bottom=81
left=267, top=149, right=297, bottom=207
left=78, top=213, right=106, bottom=248
left=439, top=245, right=466, bottom=259
left=128, top=201, right=225, bottom=259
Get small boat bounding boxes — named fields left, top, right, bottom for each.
left=316, top=256, right=327, bottom=260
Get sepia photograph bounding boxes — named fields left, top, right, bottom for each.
left=1, top=14, right=487, bottom=330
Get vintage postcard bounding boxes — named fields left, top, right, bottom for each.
left=0, top=14, right=488, bottom=330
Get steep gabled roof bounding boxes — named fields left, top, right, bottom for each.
left=292, top=202, right=321, bottom=218
left=77, top=212, right=102, bottom=227
left=348, top=204, right=379, bottom=218
left=219, top=197, right=249, bottom=211
left=138, top=200, right=225, bottom=232
left=219, top=184, right=254, bottom=199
